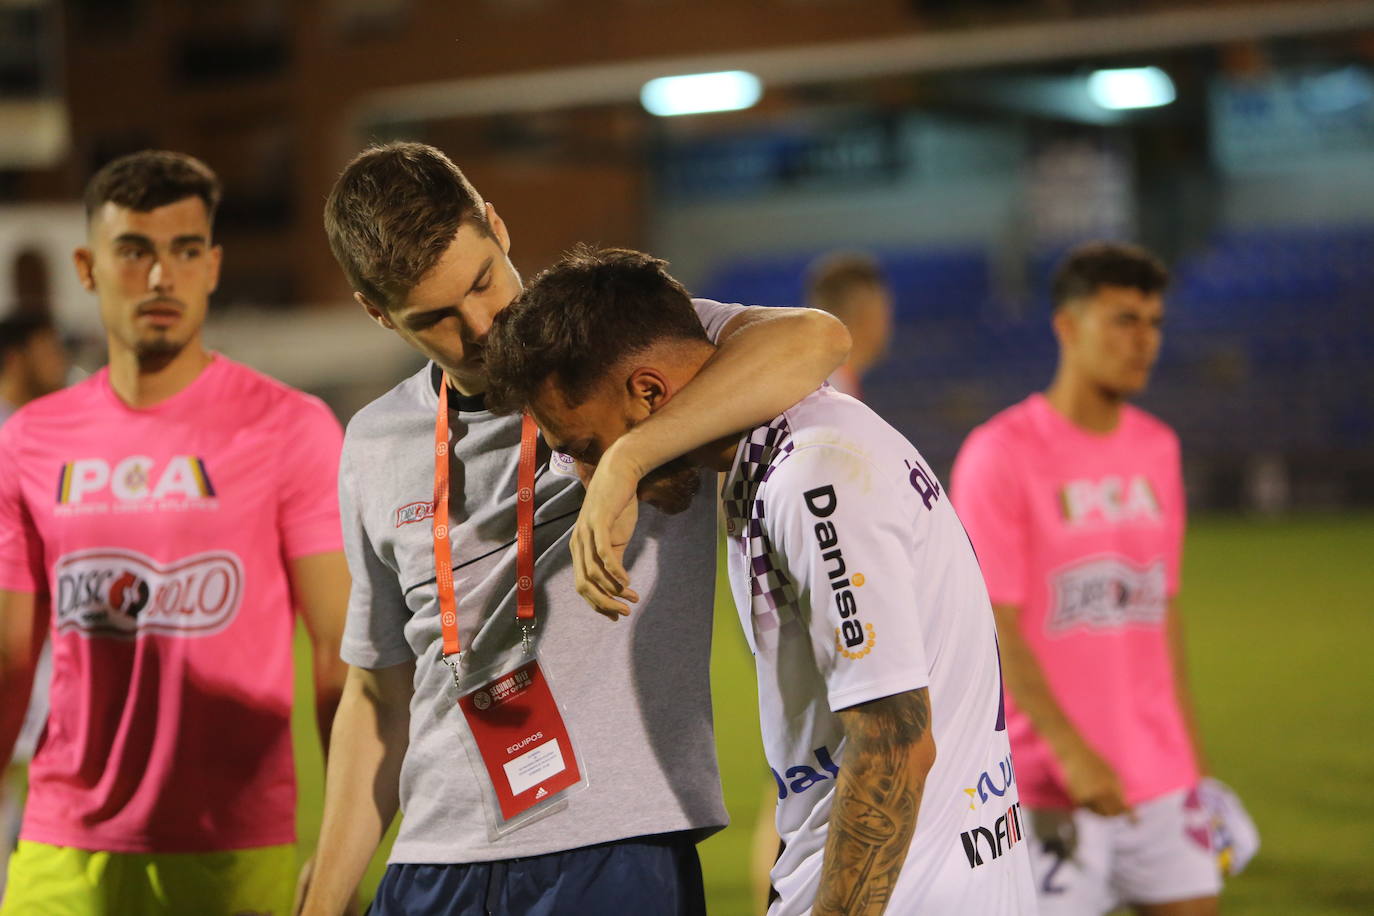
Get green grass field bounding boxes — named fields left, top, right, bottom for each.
left=290, top=513, right=1374, bottom=914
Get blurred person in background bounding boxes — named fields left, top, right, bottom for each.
left=0, top=151, right=351, bottom=914
left=0, top=313, right=67, bottom=425
left=299, top=142, right=848, bottom=915
left=950, top=242, right=1240, bottom=916
left=805, top=252, right=894, bottom=400
left=0, top=311, right=68, bottom=899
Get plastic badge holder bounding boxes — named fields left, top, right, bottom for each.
left=445, top=646, right=590, bottom=841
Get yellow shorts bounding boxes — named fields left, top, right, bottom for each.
left=0, top=840, right=296, bottom=916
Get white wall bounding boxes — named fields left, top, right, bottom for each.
left=0, top=203, right=93, bottom=332
left=650, top=116, right=1027, bottom=288
left=653, top=177, right=1021, bottom=290
left=1219, top=153, right=1374, bottom=229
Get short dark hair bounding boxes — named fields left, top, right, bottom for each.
left=485, top=246, right=709, bottom=415
left=84, top=150, right=221, bottom=225
left=324, top=142, right=491, bottom=310
left=806, top=251, right=887, bottom=317
left=0, top=311, right=54, bottom=361
left=1051, top=241, right=1169, bottom=310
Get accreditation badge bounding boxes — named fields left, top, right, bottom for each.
left=433, top=393, right=585, bottom=836
left=449, top=650, right=587, bottom=838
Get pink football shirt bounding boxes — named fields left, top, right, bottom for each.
left=0, top=355, right=343, bottom=853
left=951, top=393, right=1196, bottom=809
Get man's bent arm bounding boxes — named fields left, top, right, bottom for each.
left=0, top=589, right=42, bottom=768
left=992, top=602, right=1131, bottom=816
left=574, top=307, right=849, bottom=609
left=613, top=306, right=849, bottom=479
left=814, top=688, right=934, bottom=916
left=290, top=551, right=352, bottom=755
left=300, top=661, right=413, bottom=916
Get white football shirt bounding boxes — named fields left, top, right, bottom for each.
left=721, top=386, right=1038, bottom=915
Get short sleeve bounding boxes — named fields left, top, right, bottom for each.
left=767, top=444, right=930, bottom=713
left=0, top=422, right=41, bottom=594
left=337, top=440, right=414, bottom=668
left=950, top=426, right=1028, bottom=608
left=690, top=298, right=749, bottom=344
left=275, top=396, right=346, bottom=559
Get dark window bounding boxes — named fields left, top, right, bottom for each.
left=175, top=35, right=289, bottom=85
left=69, top=0, right=148, bottom=40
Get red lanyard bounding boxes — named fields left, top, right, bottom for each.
left=433, top=381, right=539, bottom=661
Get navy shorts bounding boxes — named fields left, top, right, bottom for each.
left=368, top=832, right=707, bottom=916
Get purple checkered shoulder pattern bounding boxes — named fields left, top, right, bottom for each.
left=724, top=417, right=798, bottom=625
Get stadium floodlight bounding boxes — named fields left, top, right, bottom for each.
left=1087, top=67, right=1176, bottom=110
left=640, top=71, right=762, bottom=117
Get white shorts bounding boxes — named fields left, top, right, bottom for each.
left=1025, top=787, right=1223, bottom=915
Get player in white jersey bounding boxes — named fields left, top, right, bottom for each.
left=483, top=247, right=1039, bottom=915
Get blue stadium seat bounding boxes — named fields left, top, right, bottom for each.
left=698, top=223, right=1373, bottom=458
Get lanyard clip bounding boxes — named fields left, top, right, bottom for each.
left=440, top=653, right=462, bottom=691
left=520, top=622, right=535, bottom=657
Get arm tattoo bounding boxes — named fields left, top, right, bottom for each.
left=814, top=688, right=932, bottom=916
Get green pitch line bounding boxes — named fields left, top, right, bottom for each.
left=290, top=513, right=1374, bottom=914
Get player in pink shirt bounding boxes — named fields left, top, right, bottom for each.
left=952, top=242, right=1227, bottom=915
left=0, top=152, right=350, bottom=914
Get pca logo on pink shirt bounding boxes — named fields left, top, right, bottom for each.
left=54, top=455, right=217, bottom=516
left=1058, top=474, right=1160, bottom=525
left=54, top=548, right=244, bottom=638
